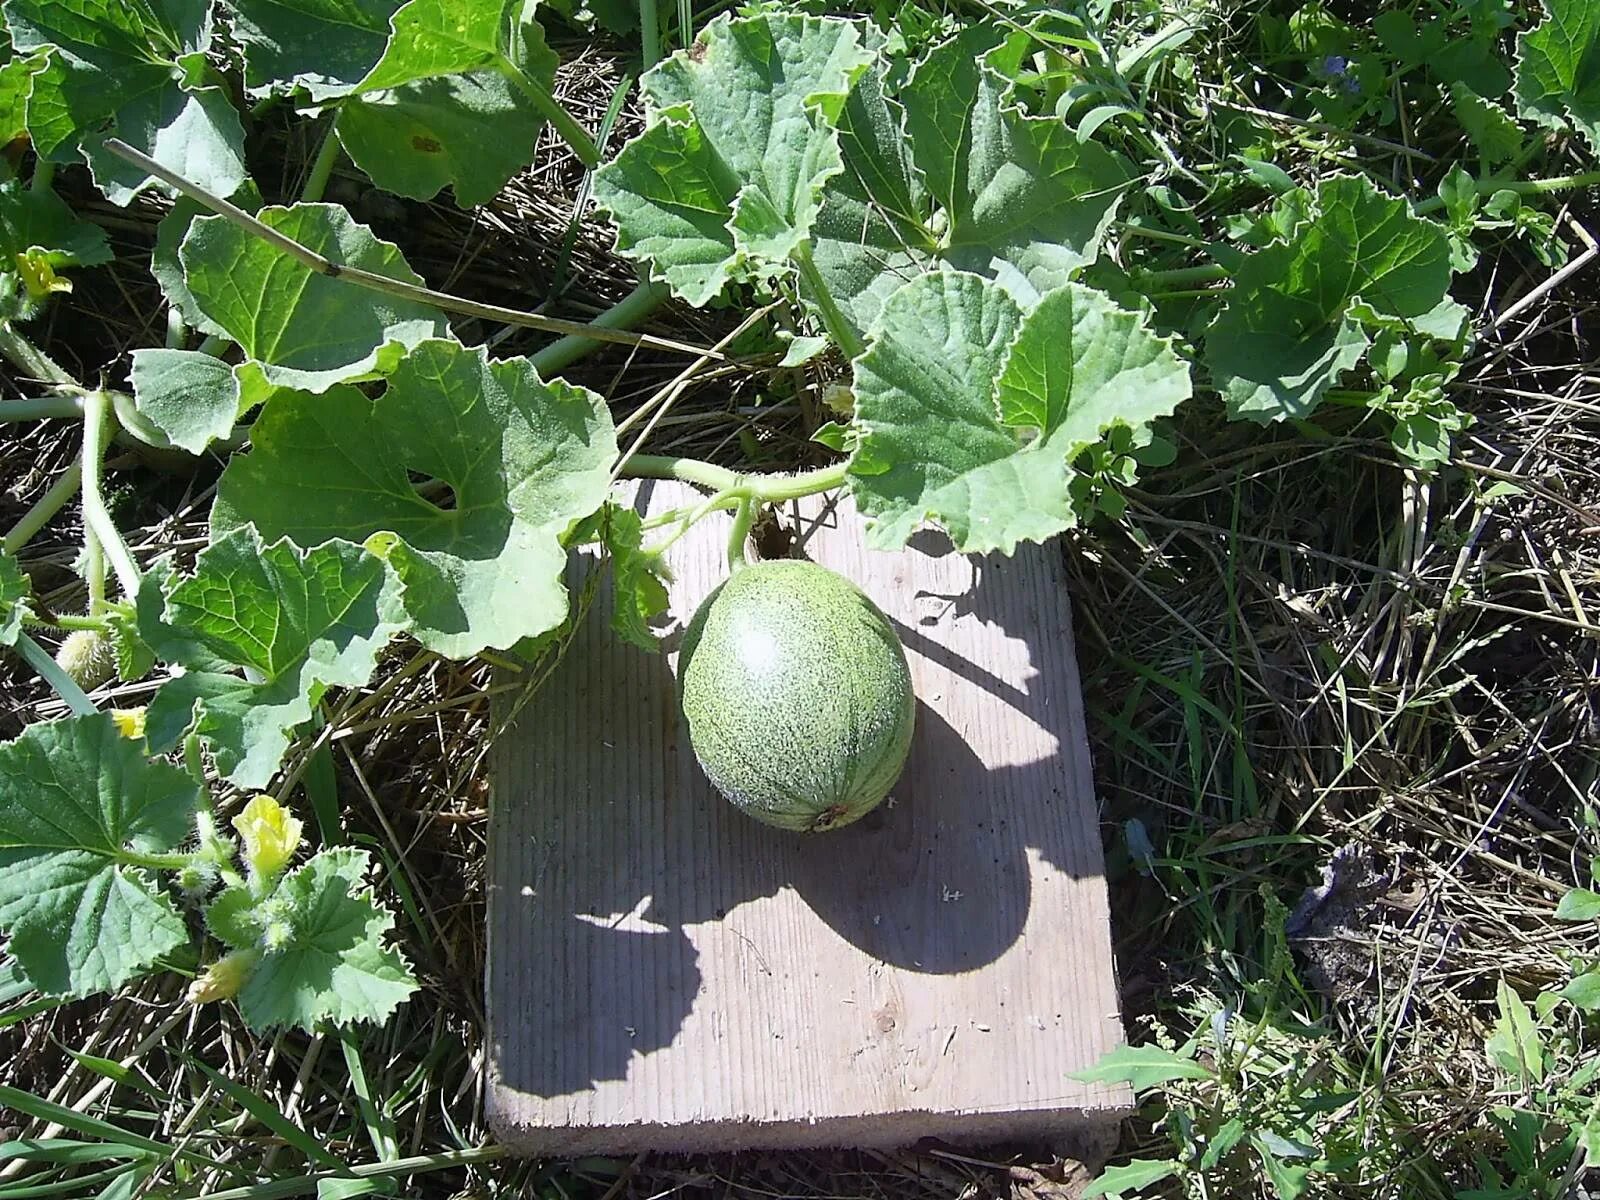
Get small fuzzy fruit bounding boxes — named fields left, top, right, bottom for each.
left=55, top=629, right=116, bottom=689
left=677, top=559, right=915, bottom=832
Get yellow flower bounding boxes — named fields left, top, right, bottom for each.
left=185, top=950, right=255, bottom=1005
left=231, top=794, right=303, bottom=881
left=15, top=250, right=72, bottom=300
left=110, top=707, right=146, bottom=740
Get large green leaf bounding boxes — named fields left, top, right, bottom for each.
left=1204, top=175, right=1455, bottom=422
left=0, top=549, right=31, bottom=647
left=335, top=0, right=559, bottom=205
left=149, top=186, right=263, bottom=341
left=128, top=349, right=241, bottom=454
left=847, top=272, right=1190, bottom=553
left=212, top=339, right=617, bottom=657
left=0, top=714, right=200, bottom=996
left=3, top=0, right=246, bottom=204
left=592, top=11, right=872, bottom=306
left=238, top=847, right=415, bottom=1030
left=811, top=33, right=1130, bottom=333
left=807, top=55, right=933, bottom=337
left=144, top=529, right=405, bottom=788
left=178, top=203, right=450, bottom=398
left=227, top=0, right=401, bottom=99
left=1515, top=0, right=1600, bottom=155
left=0, top=33, right=45, bottom=146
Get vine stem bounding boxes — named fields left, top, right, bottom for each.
left=3, top=462, right=82, bottom=555
left=610, top=302, right=778, bottom=489
left=621, top=454, right=849, bottom=502
left=1117, top=221, right=1209, bottom=249
left=100, top=139, right=721, bottom=362
left=0, top=394, right=83, bottom=421
left=498, top=61, right=601, bottom=168
left=529, top=280, right=668, bottom=377
left=0, top=322, right=78, bottom=387
left=793, top=242, right=864, bottom=361
left=23, top=612, right=108, bottom=632
left=80, top=392, right=142, bottom=600
left=1412, top=168, right=1600, bottom=218
left=727, top=496, right=755, bottom=571
left=84, top=525, right=106, bottom=614
left=1134, top=262, right=1230, bottom=288
left=301, top=117, right=343, bottom=204
left=639, top=0, right=661, bottom=69
left=13, top=632, right=97, bottom=716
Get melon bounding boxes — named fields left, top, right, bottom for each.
left=677, top=559, right=915, bottom=832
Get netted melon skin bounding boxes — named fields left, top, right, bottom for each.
left=677, top=560, right=916, bottom=832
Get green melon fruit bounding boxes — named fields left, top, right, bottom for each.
left=677, top=559, right=916, bottom=832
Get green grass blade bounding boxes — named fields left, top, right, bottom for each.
left=187, top=1060, right=344, bottom=1170
left=0, top=1139, right=151, bottom=1165
left=0, top=1085, right=169, bottom=1157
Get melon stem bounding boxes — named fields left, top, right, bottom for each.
left=727, top=496, right=756, bottom=571
left=620, top=454, right=848, bottom=503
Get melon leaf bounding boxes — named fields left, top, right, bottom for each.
left=1204, top=175, right=1456, bottom=423
left=336, top=0, right=561, bottom=206
left=237, top=847, right=416, bottom=1030
left=212, top=339, right=617, bottom=658
left=1514, top=0, right=1600, bottom=156
left=592, top=11, right=872, bottom=306
left=810, top=26, right=1131, bottom=334
left=179, top=203, right=450, bottom=401
left=848, top=272, right=1190, bottom=554
left=144, top=528, right=405, bottom=788
left=0, top=714, right=200, bottom=997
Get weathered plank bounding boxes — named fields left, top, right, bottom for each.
left=487, top=481, right=1129, bottom=1153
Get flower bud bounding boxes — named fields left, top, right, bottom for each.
left=232, top=795, right=303, bottom=882
left=185, top=950, right=256, bottom=1005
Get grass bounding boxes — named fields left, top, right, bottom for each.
left=2, top=2, right=1600, bottom=1198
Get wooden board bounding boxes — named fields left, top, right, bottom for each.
left=486, top=482, right=1130, bottom=1154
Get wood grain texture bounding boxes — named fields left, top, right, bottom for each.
left=487, top=482, right=1129, bottom=1153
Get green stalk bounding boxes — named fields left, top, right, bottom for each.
left=0, top=322, right=78, bottom=387
left=165, top=305, right=188, bottom=349
left=529, top=280, right=668, bottom=377
left=1118, top=221, right=1209, bottom=249
left=184, top=733, right=208, bottom=789
left=301, top=118, right=343, bottom=203
left=498, top=60, right=601, bottom=167
left=621, top=454, right=848, bottom=502
left=118, top=850, right=199, bottom=871
left=80, top=392, right=141, bottom=600
left=793, top=242, right=864, bottom=361
left=84, top=525, right=106, bottom=614
left=639, top=0, right=661, bottom=70
left=1412, top=168, right=1600, bottom=217
left=0, top=394, right=83, bottom=421
left=29, top=160, right=54, bottom=194
left=1133, top=262, right=1230, bottom=288
left=727, top=496, right=755, bottom=571
left=13, top=632, right=97, bottom=716
left=23, top=612, right=110, bottom=632
left=3, top=462, right=82, bottom=555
